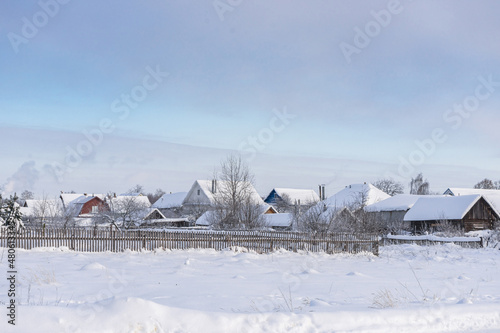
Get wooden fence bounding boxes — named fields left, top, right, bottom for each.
left=0, top=227, right=379, bottom=255
left=381, top=235, right=482, bottom=248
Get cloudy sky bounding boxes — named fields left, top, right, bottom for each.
left=1, top=0, right=500, bottom=198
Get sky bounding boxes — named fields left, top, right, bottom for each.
left=1, top=0, right=500, bottom=199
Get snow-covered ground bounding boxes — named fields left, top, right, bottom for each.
left=1, top=244, right=500, bottom=332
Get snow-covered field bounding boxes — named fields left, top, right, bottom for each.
left=1, top=244, right=500, bottom=333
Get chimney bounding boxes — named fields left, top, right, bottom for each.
left=212, top=179, right=217, bottom=194
left=319, top=184, right=326, bottom=201
left=114, top=193, right=116, bottom=198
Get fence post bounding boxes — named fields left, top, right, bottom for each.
left=110, top=224, right=115, bottom=252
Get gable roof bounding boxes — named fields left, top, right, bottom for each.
left=67, top=196, right=107, bottom=216
left=364, top=194, right=445, bottom=213
left=322, top=183, right=390, bottom=210
left=183, top=180, right=264, bottom=206
left=265, top=188, right=319, bottom=205
left=444, top=187, right=500, bottom=215
left=152, top=192, right=188, bottom=209
left=143, top=208, right=167, bottom=220
left=403, top=195, right=497, bottom=221
left=60, top=193, right=105, bottom=208
left=21, top=199, right=61, bottom=216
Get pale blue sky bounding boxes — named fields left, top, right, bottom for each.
left=1, top=0, right=500, bottom=197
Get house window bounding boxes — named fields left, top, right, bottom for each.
left=92, top=206, right=98, bottom=214
left=197, top=189, right=200, bottom=195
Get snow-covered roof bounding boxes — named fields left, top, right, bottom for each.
left=184, top=180, right=264, bottom=206
left=264, top=213, right=292, bottom=228
left=143, top=208, right=167, bottom=220
left=266, top=188, right=319, bottom=205
left=195, top=211, right=213, bottom=226
left=403, top=195, right=490, bottom=221
left=322, top=183, right=390, bottom=210
left=21, top=199, right=61, bottom=216
left=108, top=195, right=151, bottom=213
left=444, top=188, right=500, bottom=196
left=60, top=193, right=105, bottom=207
left=364, top=194, right=445, bottom=213
left=444, top=188, right=500, bottom=214
left=152, top=192, right=188, bottom=209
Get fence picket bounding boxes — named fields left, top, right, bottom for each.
left=0, top=227, right=381, bottom=255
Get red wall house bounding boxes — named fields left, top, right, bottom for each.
left=78, top=197, right=109, bottom=215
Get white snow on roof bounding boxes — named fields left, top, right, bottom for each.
left=444, top=187, right=500, bottom=214
left=60, top=193, right=105, bottom=207
left=21, top=199, right=61, bottom=216
left=152, top=192, right=188, bottom=209
left=403, top=195, right=482, bottom=221
left=445, top=188, right=500, bottom=196
left=195, top=211, right=212, bottom=226
left=109, top=195, right=151, bottom=213
left=364, top=194, right=445, bottom=212
left=187, top=180, right=264, bottom=206
left=272, top=188, right=319, bottom=204
left=322, top=183, right=390, bottom=210
left=264, top=213, right=292, bottom=228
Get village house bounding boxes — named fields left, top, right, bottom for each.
left=183, top=180, right=277, bottom=214
left=403, top=195, right=499, bottom=233
left=312, top=183, right=390, bottom=217
left=364, top=194, right=445, bottom=230
left=264, top=188, right=320, bottom=206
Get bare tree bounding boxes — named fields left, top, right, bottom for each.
left=20, top=190, right=35, bottom=200
left=435, top=218, right=463, bottom=237
left=297, top=204, right=333, bottom=233
left=183, top=199, right=210, bottom=223
left=373, top=178, right=404, bottom=196
left=410, top=173, right=430, bottom=195
left=127, top=184, right=145, bottom=195
left=474, top=178, right=500, bottom=190
left=31, top=196, right=60, bottom=227
left=274, top=193, right=292, bottom=213
left=103, top=194, right=150, bottom=229
left=209, top=154, right=264, bottom=229
left=147, top=188, right=165, bottom=204
left=57, top=204, right=76, bottom=229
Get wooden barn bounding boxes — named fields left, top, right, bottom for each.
left=403, top=195, right=499, bottom=233
left=364, top=194, right=445, bottom=230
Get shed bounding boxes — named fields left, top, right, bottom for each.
left=364, top=194, right=445, bottom=229
left=403, top=195, right=499, bottom=233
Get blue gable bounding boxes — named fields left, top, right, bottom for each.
left=264, top=189, right=281, bottom=204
